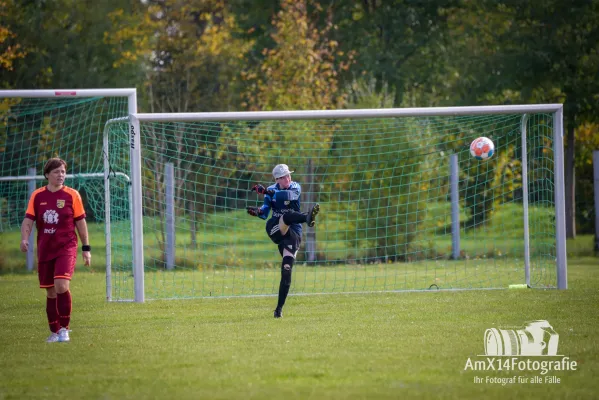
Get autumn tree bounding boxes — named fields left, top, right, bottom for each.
left=441, top=0, right=599, bottom=237
left=238, top=0, right=354, bottom=261
left=1, top=0, right=141, bottom=89
left=106, top=0, right=255, bottom=252
left=241, top=0, right=351, bottom=111
left=0, top=1, right=26, bottom=84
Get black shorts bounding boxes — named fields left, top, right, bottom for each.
left=265, top=217, right=302, bottom=257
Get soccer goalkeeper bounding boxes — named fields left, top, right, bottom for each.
left=247, top=164, right=319, bottom=318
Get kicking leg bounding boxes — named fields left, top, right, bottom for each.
left=306, top=203, right=319, bottom=227
left=281, top=203, right=320, bottom=228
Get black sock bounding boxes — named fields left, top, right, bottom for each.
left=276, top=256, right=294, bottom=310
left=282, top=212, right=307, bottom=225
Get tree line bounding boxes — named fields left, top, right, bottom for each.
left=1, top=0, right=598, bottom=237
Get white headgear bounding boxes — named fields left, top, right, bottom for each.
left=272, top=164, right=294, bottom=179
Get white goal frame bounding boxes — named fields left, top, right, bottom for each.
left=128, top=104, right=566, bottom=301
left=0, top=89, right=140, bottom=300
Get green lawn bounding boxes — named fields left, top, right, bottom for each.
left=1, top=206, right=597, bottom=398
left=0, top=251, right=597, bottom=399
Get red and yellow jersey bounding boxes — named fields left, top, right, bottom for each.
left=25, top=186, right=86, bottom=262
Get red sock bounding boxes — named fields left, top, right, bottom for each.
left=56, top=291, right=72, bottom=329
left=46, top=297, right=59, bottom=333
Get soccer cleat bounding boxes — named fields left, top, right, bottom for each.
left=274, top=308, right=283, bottom=318
left=306, top=203, right=320, bottom=227
left=46, top=332, right=59, bottom=343
left=57, top=327, right=70, bottom=342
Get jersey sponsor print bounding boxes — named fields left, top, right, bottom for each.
left=25, top=186, right=86, bottom=262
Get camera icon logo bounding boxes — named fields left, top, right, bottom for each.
left=484, top=320, right=559, bottom=356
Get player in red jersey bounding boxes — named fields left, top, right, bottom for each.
left=19, top=158, right=91, bottom=343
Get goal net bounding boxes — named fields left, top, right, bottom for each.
left=0, top=90, right=136, bottom=284
left=106, top=106, right=566, bottom=301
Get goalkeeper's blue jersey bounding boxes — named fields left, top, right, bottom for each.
left=259, top=181, right=302, bottom=236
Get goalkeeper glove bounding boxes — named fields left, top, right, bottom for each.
left=246, top=206, right=263, bottom=217
left=251, top=184, right=275, bottom=196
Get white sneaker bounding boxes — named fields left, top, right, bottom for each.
left=57, top=327, right=70, bottom=342
left=46, top=333, right=59, bottom=343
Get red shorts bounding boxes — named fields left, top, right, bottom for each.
left=38, top=256, right=76, bottom=288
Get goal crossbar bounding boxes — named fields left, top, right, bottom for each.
left=134, top=104, right=563, bottom=122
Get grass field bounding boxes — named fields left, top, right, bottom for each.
left=0, top=236, right=597, bottom=399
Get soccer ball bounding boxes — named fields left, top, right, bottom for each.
left=470, top=137, right=495, bottom=160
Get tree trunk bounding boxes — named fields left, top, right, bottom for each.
left=593, top=151, right=599, bottom=252
left=565, top=122, right=576, bottom=238
left=188, top=194, right=197, bottom=249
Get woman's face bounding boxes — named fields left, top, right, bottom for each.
left=47, top=165, right=66, bottom=187
left=276, top=174, right=291, bottom=189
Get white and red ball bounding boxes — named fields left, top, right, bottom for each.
left=470, top=137, right=495, bottom=160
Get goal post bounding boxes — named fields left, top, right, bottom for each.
left=0, top=89, right=141, bottom=298
left=108, top=104, right=565, bottom=301
left=553, top=107, right=567, bottom=289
